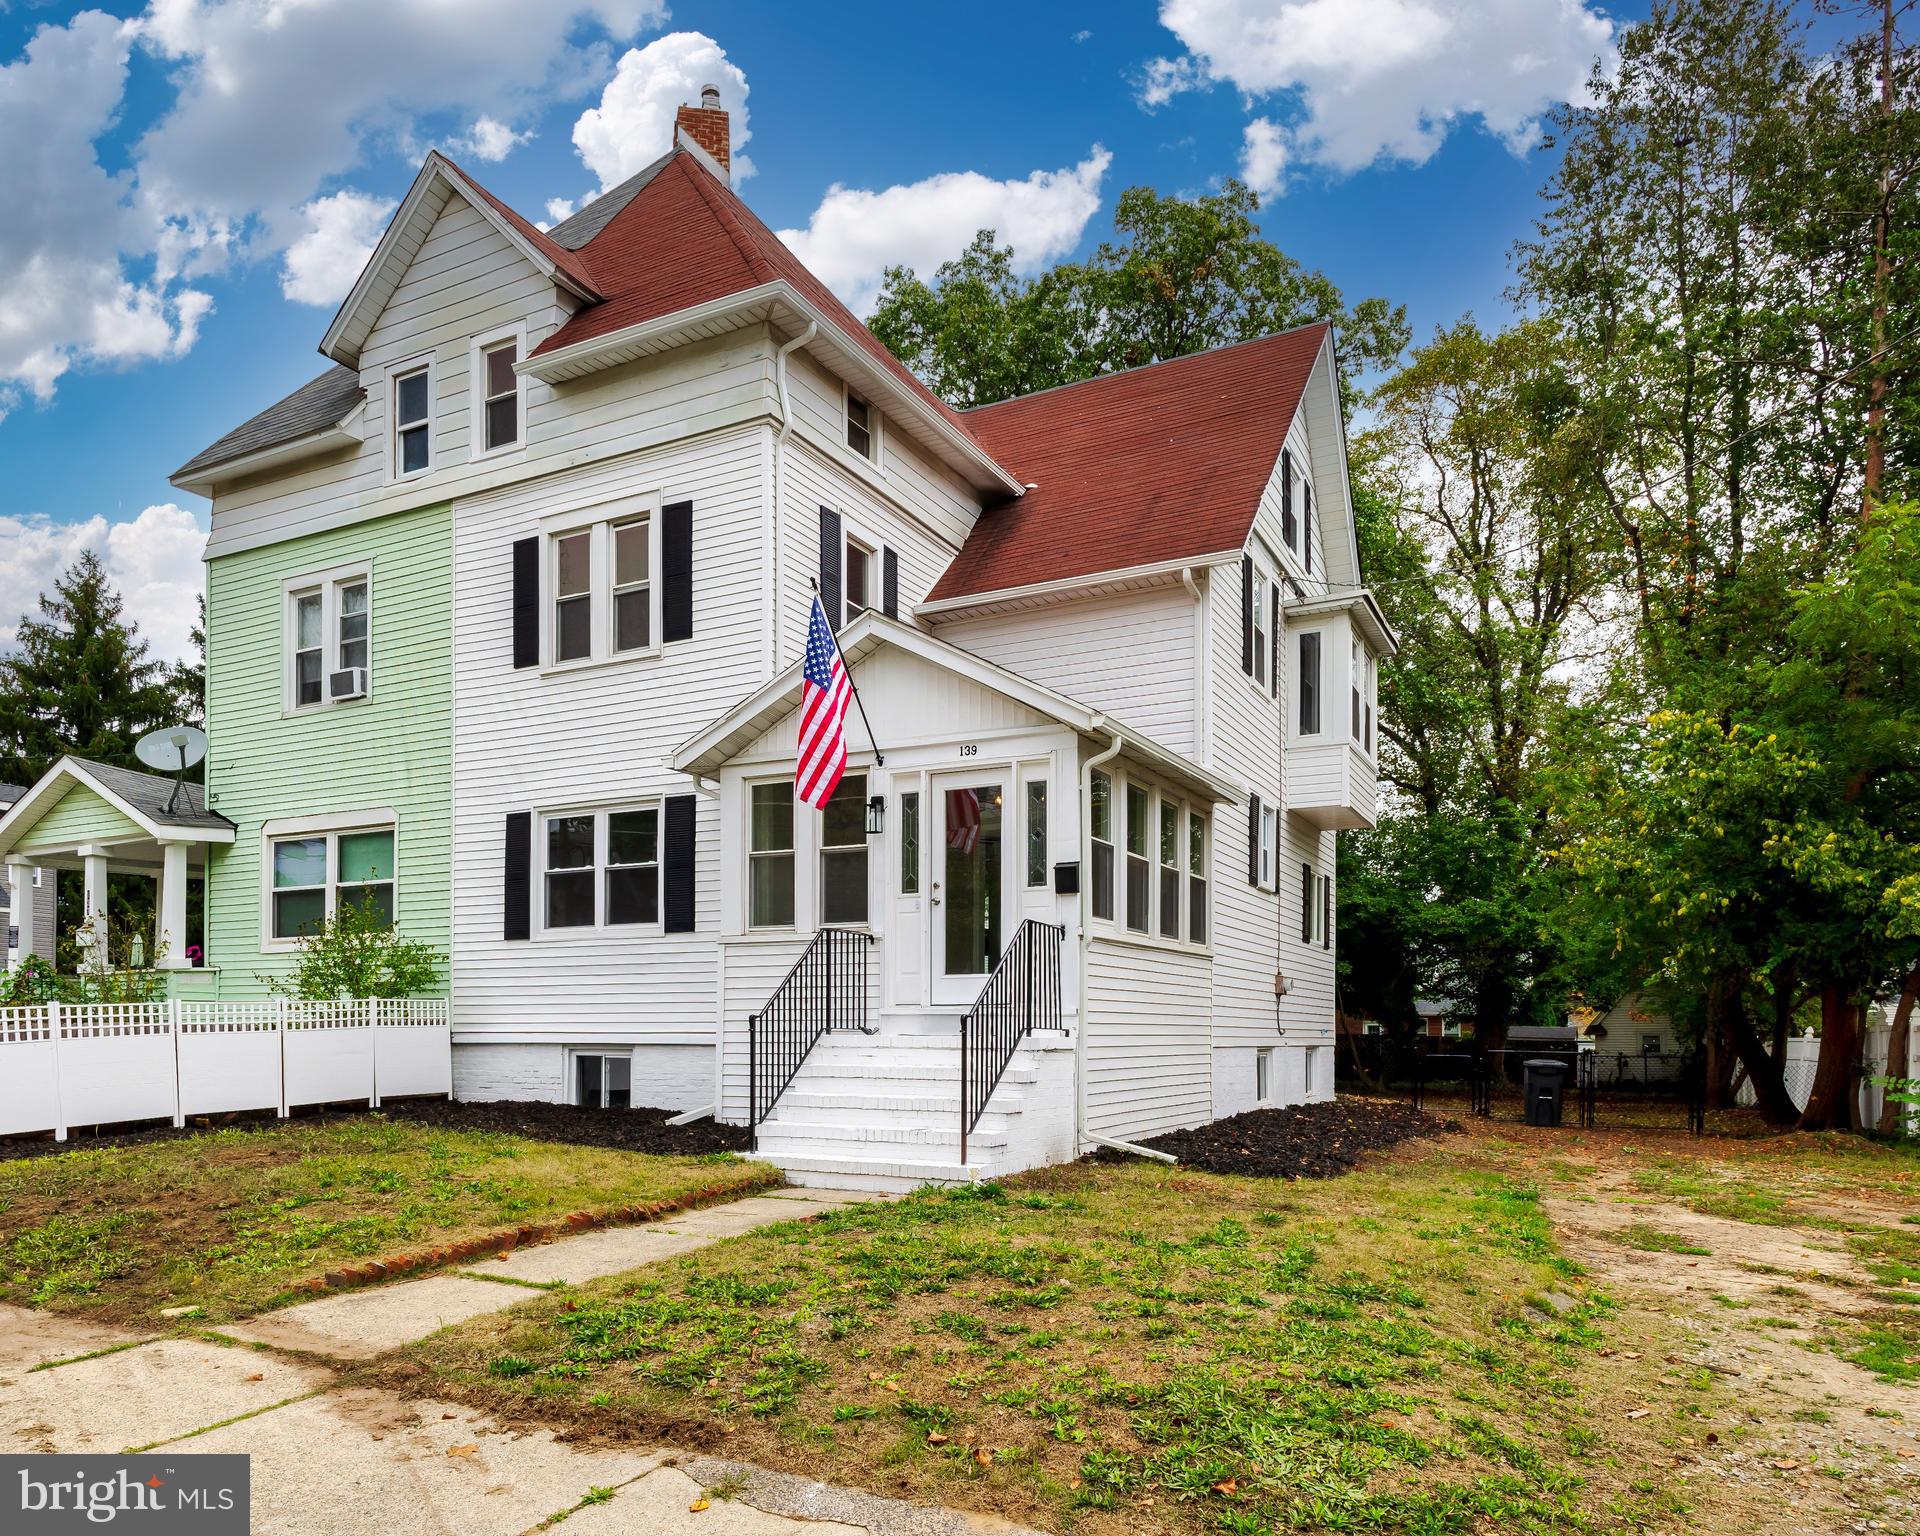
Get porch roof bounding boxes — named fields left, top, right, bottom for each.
left=672, top=612, right=1246, bottom=806
left=0, top=756, right=235, bottom=862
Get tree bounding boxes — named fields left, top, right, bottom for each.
left=0, top=551, right=179, bottom=786
left=870, top=180, right=1409, bottom=408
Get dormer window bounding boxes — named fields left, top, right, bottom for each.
left=393, top=363, right=431, bottom=476
left=846, top=392, right=873, bottom=459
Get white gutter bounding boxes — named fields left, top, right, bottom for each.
left=771, top=320, right=817, bottom=672
left=916, top=551, right=1243, bottom=620
left=1075, top=724, right=1178, bottom=1164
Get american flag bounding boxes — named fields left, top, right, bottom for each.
left=796, top=595, right=852, bottom=809
left=946, top=787, right=981, bottom=853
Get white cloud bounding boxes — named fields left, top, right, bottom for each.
left=455, top=116, right=533, bottom=163
left=1143, top=0, right=1614, bottom=174
left=0, top=505, right=208, bottom=664
left=778, top=149, right=1113, bottom=318
left=280, top=190, right=398, bottom=307
left=0, top=12, right=211, bottom=419
left=572, top=32, right=753, bottom=191
left=543, top=198, right=578, bottom=228
left=1240, top=117, right=1289, bottom=195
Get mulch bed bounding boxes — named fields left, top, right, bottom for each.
left=0, top=1099, right=746, bottom=1162
left=1091, top=1096, right=1458, bottom=1179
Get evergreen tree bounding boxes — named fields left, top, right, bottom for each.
left=0, top=551, right=180, bottom=785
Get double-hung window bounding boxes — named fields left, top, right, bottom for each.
left=1258, top=805, right=1278, bottom=891
left=1299, top=631, right=1322, bottom=735
left=547, top=503, right=659, bottom=667
left=1251, top=575, right=1270, bottom=690
left=1158, top=799, right=1181, bottom=940
left=1352, top=638, right=1364, bottom=740
left=1281, top=452, right=1298, bottom=551
left=1188, top=810, right=1208, bottom=945
left=750, top=782, right=796, bottom=928
left=1124, top=783, right=1150, bottom=934
left=1301, top=863, right=1332, bottom=946
left=542, top=808, right=660, bottom=931
left=1089, top=770, right=1115, bottom=922
left=287, top=567, right=372, bottom=709
left=846, top=392, right=873, bottom=458
left=820, top=773, right=869, bottom=924
left=475, top=332, right=521, bottom=454
left=392, top=362, right=431, bottom=477
left=1321, top=873, right=1333, bottom=950
left=268, top=823, right=396, bottom=941
left=845, top=538, right=874, bottom=620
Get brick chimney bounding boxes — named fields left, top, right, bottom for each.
left=674, top=85, right=730, bottom=177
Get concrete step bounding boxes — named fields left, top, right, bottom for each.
left=757, top=1119, right=1009, bottom=1153
left=745, top=1150, right=985, bottom=1192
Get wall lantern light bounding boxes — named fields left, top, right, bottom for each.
left=866, top=795, right=886, bottom=836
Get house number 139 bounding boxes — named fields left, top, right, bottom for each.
left=958, top=744, right=978, bottom=757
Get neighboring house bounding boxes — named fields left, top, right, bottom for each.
left=1, top=784, right=57, bottom=965
left=0, top=92, right=1397, bottom=1187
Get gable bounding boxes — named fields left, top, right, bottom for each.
left=11, top=782, right=147, bottom=853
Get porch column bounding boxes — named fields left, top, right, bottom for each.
left=81, top=846, right=109, bottom=962
left=158, top=841, right=191, bottom=969
left=5, top=860, right=36, bottom=970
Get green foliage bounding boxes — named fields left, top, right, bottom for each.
left=869, top=180, right=1408, bottom=408
left=266, top=894, right=442, bottom=1000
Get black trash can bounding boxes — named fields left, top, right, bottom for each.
left=1523, top=1058, right=1570, bottom=1127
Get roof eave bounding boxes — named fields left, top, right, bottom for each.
left=0, top=757, right=235, bottom=860
left=918, top=550, right=1244, bottom=619
left=168, top=418, right=361, bottom=499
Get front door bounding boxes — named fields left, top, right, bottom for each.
left=930, top=773, right=1008, bottom=1004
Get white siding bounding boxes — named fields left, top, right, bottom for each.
left=932, top=584, right=1200, bottom=757
left=1084, top=938, right=1212, bottom=1140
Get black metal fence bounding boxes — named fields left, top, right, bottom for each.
left=959, top=919, right=1065, bottom=1163
left=1342, top=1035, right=1708, bottom=1133
left=747, top=926, right=874, bottom=1143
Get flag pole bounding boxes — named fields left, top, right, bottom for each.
left=811, top=579, right=885, bottom=767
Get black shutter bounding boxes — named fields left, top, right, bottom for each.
left=1270, top=585, right=1280, bottom=699
left=1303, top=484, right=1314, bottom=575
left=510, top=537, right=539, bottom=669
left=662, top=499, right=694, bottom=643
left=1240, top=556, right=1254, bottom=674
left=1301, top=863, right=1314, bottom=943
left=1323, top=875, right=1333, bottom=950
left=663, top=794, right=697, bottom=933
left=503, top=811, right=532, bottom=940
left=882, top=546, right=899, bottom=619
left=1281, top=449, right=1295, bottom=547
left=819, top=506, right=843, bottom=629
left=1247, top=793, right=1262, bottom=886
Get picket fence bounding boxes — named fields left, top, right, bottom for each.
left=0, top=998, right=451, bottom=1140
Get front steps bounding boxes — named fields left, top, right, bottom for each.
left=748, top=1030, right=1074, bottom=1193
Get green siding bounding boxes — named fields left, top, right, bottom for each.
left=12, top=783, right=147, bottom=853
left=202, top=503, right=452, bottom=996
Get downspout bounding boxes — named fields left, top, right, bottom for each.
left=770, top=321, right=818, bottom=671
left=1077, top=720, right=1178, bottom=1163
left=1180, top=566, right=1208, bottom=766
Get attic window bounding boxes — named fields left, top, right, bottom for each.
left=394, top=364, right=431, bottom=476
left=482, top=340, right=519, bottom=451
left=846, top=393, right=873, bottom=459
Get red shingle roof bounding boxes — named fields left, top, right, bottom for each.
left=925, top=325, right=1328, bottom=602
left=439, top=156, right=602, bottom=300
left=529, top=151, right=979, bottom=447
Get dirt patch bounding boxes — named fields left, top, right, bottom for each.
left=1090, top=1095, right=1457, bottom=1178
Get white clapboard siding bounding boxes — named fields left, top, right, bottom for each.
left=931, top=585, right=1199, bottom=757
left=1083, top=939, right=1212, bottom=1140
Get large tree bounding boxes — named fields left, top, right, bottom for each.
left=869, top=180, right=1409, bottom=408
left=0, top=551, right=180, bottom=786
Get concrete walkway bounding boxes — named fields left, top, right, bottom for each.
left=2, top=1187, right=1042, bottom=1536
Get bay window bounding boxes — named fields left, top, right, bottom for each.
left=1188, top=809, right=1208, bottom=945
left=1090, top=770, right=1114, bottom=922
left=1125, top=783, right=1150, bottom=934
left=1158, top=799, right=1181, bottom=940
left=1299, top=631, right=1322, bottom=735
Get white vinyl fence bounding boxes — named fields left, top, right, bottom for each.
left=0, top=998, right=451, bottom=1140
left=1736, top=1024, right=1914, bottom=1125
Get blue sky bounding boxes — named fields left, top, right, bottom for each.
left=0, top=0, right=1652, bottom=661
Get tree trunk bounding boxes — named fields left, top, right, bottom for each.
left=1712, top=968, right=1798, bottom=1127
left=1800, top=986, right=1863, bottom=1132
left=1875, top=960, right=1920, bottom=1136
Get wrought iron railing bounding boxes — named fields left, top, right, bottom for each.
left=747, top=926, right=875, bottom=1144
left=959, top=919, right=1065, bottom=1162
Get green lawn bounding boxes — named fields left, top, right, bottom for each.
left=398, top=1148, right=1684, bottom=1536
left=0, top=1118, right=774, bottom=1324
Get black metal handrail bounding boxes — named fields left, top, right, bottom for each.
left=959, top=919, right=1066, bottom=1162
left=748, top=926, right=874, bottom=1145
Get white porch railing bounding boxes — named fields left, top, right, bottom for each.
left=0, top=998, right=451, bottom=1141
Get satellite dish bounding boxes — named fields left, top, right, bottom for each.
left=134, top=724, right=208, bottom=814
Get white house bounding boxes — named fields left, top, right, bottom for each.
left=164, top=91, right=1396, bottom=1189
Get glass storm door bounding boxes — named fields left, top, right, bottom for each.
left=930, top=775, right=1006, bottom=1004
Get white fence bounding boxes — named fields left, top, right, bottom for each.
left=0, top=998, right=451, bottom=1141
left=1736, top=1025, right=1913, bottom=1125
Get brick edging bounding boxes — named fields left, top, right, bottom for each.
left=301, top=1166, right=783, bottom=1293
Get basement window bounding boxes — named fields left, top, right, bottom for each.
left=575, top=1052, right=631, bottom=1109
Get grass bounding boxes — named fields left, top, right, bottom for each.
left=397, top=1150, right=1678, bottom=1536
left=0, top=1116, right=772, bottom=1323
left=1612, top=1224, right=1712, bottom=1256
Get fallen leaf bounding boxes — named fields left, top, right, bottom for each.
left=927, top=1432, right=949, bottom=1446
left=1898, top=1450, right=1915, bottom=1460
left=447, top=1444, right=478, bottom=1459
left=1622, top=1351, right=1643, bottom=1361
left=1626, top=1409, right=1652, bottom=1421
left=689, top=1497, right=710, bottom=1512
left=973, top=1447, right=994, bottom=1469
left=442, top=1413, right=457, bottom=1420
left=245, top=1373, right=264, bottom=1382
left=1769, top=1459, right=1799, bottom=1471
left=1211, top=1478, right=1239, bottom=1497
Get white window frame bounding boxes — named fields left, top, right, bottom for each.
left=540, top=496, right=663, bottom=673
left=1157, top=793, right=1183, bottom=942
left=1256, top=1047, right=1274, bottom=1103
left=817, top=771, right=872, bottom=927
left=570, top=1048, right=633, bottom=1110
left=1187, top=806, right=1208, bottom=947
left=259, top=810, right=398, bottom=951
left=469, top=323, right=526, bottom=461
left=1297, top=627, right=1326, bottom=737
left=844, top=532, right=877, bottom=621
left=387, top=353, right=435, bottom=481
left=844, top=386, right=877, bottom=461
left=283, top=561, right=372, bottom=713
left=1258, top=805, right=1278, bottom=892
left=1123, top=779, right=1151, bottom=935
left=1088, top=771, right=1212, bottom=953
left=1089, top=768, right=1116, bottom=924
left=747, top=776, right=798, bottom=932
left=535, top=803, right=663, bottom=937
left=1251, top=569, right=1271, bottom=692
